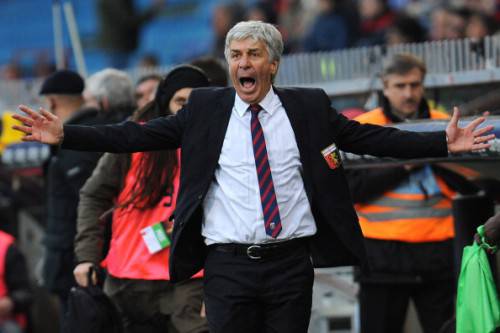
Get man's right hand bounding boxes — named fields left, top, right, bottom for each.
left=74, top=262, right=97, bottom=287
left=12, top=105, right=64, bottom=145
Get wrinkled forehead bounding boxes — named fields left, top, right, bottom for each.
left=229, top=37, right=268, bottom=51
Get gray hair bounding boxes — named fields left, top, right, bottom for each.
left=224, top=21, right=284, bottom=64
left=85, top=68, right=135, bottom=109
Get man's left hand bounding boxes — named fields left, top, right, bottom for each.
left=446, top=107, right=495, bottom=153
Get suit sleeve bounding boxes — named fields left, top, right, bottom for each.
left=62, top=104, right=189, bottom=153
left=321, top=93, right=448, bottom=159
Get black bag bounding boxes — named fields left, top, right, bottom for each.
left=62, top=267, right=123, bottom=333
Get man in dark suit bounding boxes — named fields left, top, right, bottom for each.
left=13, top=21, right=494, bottom=333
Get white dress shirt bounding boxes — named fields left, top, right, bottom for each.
left=202, top=88, right=317, bottom=245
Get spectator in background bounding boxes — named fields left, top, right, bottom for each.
left=137, top=53, right=160, bottom=70
left=0, top=230, right=32, bottom=333
left=466, top=11, right=497, bottom=39
left=302, top=0, right=352, bottom=52
left=134, top=74, right=162, bottom=109
left=83, top=68, right=136, bottom=123
left=33, top=52, right=56, bottom=79
left=358, top=0, right=396, bottom=46
left=39, top=69, right=132, bottom=326
left=279, top=0, right=317, bottom=53
left=1, top=62, right=22, bottom=80
left=191, top=56, right=228, bottom=86
left=386, top=14, right=427, bottom=45
left=462, top=0, right=496, bottom=17
left=443, top=7, right=469, bottom=40
left=430, top=6, right=470, bottom=41
left=429, top=7, right=449, bottom=41
left=245, top=1, right=278, bottom=24
left=96, top=0, right=164, bottom=69
left=466, top=11, right=497, bottom=64
left=211, top=3, right=245, bottom=59
left=137, top=53, right=160, bottom=71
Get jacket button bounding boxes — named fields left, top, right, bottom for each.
left=197, top=194, right=203, bottom=200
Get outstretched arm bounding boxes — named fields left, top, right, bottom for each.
left=13, top=104, right=187, bottom=153
left=332, top=106, right=494, bottom=158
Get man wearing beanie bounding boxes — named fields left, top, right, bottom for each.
left=72, top=65, right=210, bottom=333
left=38, top=69, right=129, bottom=326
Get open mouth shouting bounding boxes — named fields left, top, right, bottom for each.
left=239, top=76, right=257, bottom=92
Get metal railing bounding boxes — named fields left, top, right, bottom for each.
left=275, top=35, right=500, bottom=94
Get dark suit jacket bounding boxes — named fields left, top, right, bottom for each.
left=62, top=87, right=448, bottom=282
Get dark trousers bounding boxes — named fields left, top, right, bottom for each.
left=104, top=275, right=208, bottom=333
left=360, top=279, right=455, bottom=333
left=203, top=243, right=314, bottom=333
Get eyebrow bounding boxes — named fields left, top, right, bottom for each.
left=230, top=48, right=262, bottom=53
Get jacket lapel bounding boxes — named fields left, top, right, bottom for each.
left=274, top=87, right=314, bottom=201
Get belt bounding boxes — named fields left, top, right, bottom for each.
left=210, top=238, right=308, bottom=260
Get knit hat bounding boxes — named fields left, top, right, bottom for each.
left=155, top=65, right=209, bottom=114
left=39, top=70, right=84, bottom=95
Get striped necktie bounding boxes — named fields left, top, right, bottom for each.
left=249, top=104, right=282, bottom=238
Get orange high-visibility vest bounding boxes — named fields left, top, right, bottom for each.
left=354, top=107, right=456, bottom=243
left=103, top=150, right=203, bottom=280
left=0, top=231, right=27, bottom=328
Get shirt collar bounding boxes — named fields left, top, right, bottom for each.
left=234, top=87, right=281, bottom=117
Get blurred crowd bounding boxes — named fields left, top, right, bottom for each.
left=2, top=0, right=500, bottom=80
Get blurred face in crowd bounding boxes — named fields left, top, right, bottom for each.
left=430, top=9, right=447, bottom=40
left=228, top=38, right=278, bottom=105
left=246, top=7, right=267, bottom=21
left=359, top=0, right=385, bottom=19
left=383, top=67, right=424, bottom=118
left=83, top=91, right=106, bottom=110
left=444, top=12, right=466, bottom=39
left=464, top=0, right=495, bottom=15
left=169, top=87, right=193, bottom=114
left=213, top=6, right=232, bottom=37
left=386, top=29, right=406, bottom=46
left=466, top=15, right=489, bottom=39
left=318, top=0, right=334, bottom=13
left=135, top=78, right=159, bottom=109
